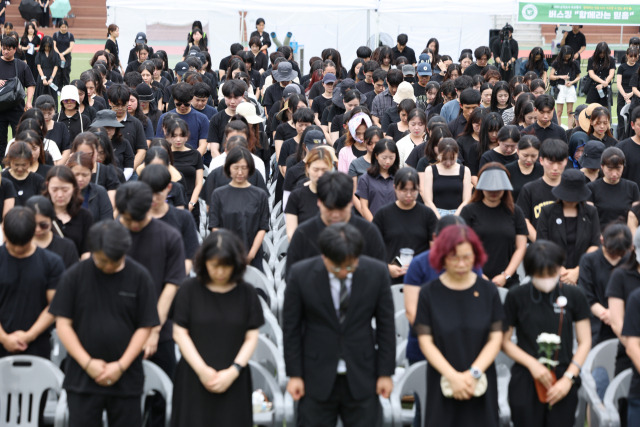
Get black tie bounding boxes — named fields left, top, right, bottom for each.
left=339, top=278, right=349, bottom=323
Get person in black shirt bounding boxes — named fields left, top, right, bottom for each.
left=2, top=141, right=45, bottom=206
left=0, top=35, right=36, bottom=159
left=586, top=42, right=616, bottom=106
left=207, top=79, right=246, bottom=157
left=503, top=240, right=591, bottom=427
left=579, top=223, right=631, bottom=345
left=491, top=24, right=518, bottom=82
left=506, top=134, right=543, bottom=202
left=583, top=105, right=618, bottom=147
left=116, top=181, right=186, bottom=378
left=462, top=46, right=491, bottom=78
left=139, top=164, right=198, bottom=274
left=623, top=285, right=640, bottom=425
left=522, top=95, right=567, bottom=144
left=561, top=25, right=586, bottom=63
left=615, top=47, right=639, bottom=139
left=517, top=138, right=568, bottom=240
left=0, top=207, right=63, bottom=358
left=50, top=220, right=159, bottom=427
left=588, top=147, right=640, bottom=231
left=286, top=171, right=385, bottom=278
left=391, top=33, right=416, bottom=65
left=618, top=107, right=640, bottom=189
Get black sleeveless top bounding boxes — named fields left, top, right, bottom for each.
left=432, top=164, right=465, bottom=210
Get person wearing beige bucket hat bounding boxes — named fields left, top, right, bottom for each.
left=577, top=103, right=617, bottom=147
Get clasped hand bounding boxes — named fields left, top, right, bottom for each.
left=446, top=370, right=476, bottom=400
left=87, top=359, right=123, bottom=387
left=199, top=366, right=239, bottom=393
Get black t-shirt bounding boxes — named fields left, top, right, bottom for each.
left=405, top=142, right=426, bottom=169
left=463, top=62, right=485, bottom=77
left=550, top=59, right=580, bottom=86
left=460, top=202, right=527, bottom=280
left=286, top=214, right=386, bottom=278
left=457, top=134, right=481, bottom=176
left=127, top=219, right=186, bottom=342
left=55, top=111, right=91, bottom=143
left=331, top=113, right=346, bottom=134
left=0, top=178, right=16, bottom=223
left=392, top=45, right=417, bottom=64
left=120, top=115, right=148, bottom=152
left=203, top=165, right=267, bottom=205
left=504, top=282, right=590, bottom=370
left=606, top=267, right=640, bottom=372
left=283, top=160, right=307, bottom=192
left=159, top=205, right=199, bottom=260
left=1, top=171, right=44, bottom=206
left=311, top=95, right=330, bottom=118
left=111, top=136, right=135, bottom=170
left=46, top=234, right=79, bottom=269
left=516, top=177, right=556, bottom=228
left=386, top=123, right=409, bottom=142
left=0, top=246, right=63, bottom=358
left=564, top=31, right=586, bottom=56
left=0, top=57, right=36, bottom=112
left=49, top=257, right=159, bottom=396
left=104, top=39, right=119, bottom=66
left=92, top=162, right=121, bottom=191
left=587, top=178, right=640, bottom=230
left=372, top=202, right=437, bottom=283
left=206, top=109, right=232, bottom=145
left=308, top=81, right=324, bottom=100
left=622, top=287, right=640, bottom=399
left=278, top=138, right=299, bottom=167
left=52, top=31, right=75, bottom=57
left=505, top=161, right=544, bottom=204
left=275, top=122, right=297, bottom=144
left=617, top=138, right=640, bottom=189
left=46, top=122, right=71, bottom=153
left=616, top=62, right=640, bottom=92
left=172, top=149, right=203, bottom=198
left=479, top=149, right=518, bottom=169
left=284, top=184, right=318, bottom=225
left=522, top=122, right=568, bottom=144
left=55, top=208, right=93, bottom=255
left=587, top=56, right=617, bottom=81
left=356, top=80, right=374, bottom=94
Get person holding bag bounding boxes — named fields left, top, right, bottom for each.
left=415, top=224, right=504, bottom=426
left=502, top=240, right=591, bottom=427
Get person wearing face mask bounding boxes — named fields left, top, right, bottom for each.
left=502, top=240, right=591, bottom=427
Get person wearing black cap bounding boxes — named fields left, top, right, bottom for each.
left=461, top=162, right=527, bottom=288
left=587, top=147, right=640, bottom=231
left=135, top=82, right=162, bottom=131
left=262, top=61, right=300, bottom=116
left=579, top=139, right=605, bottom=182
left=537, top=168, right=600, bottom=285
left=126, top=32, right=154, bottom=65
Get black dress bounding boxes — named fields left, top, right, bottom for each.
left=170, top=279, right=264, bottom=427
left=415, top=277, right=504, bottom=426
left=35, top=51, right=59, bottom=104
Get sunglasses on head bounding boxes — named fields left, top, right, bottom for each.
left=175, top=101, right=190, bottom=107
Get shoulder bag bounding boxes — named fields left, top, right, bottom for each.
left=0, top=59, right=26, bottom=112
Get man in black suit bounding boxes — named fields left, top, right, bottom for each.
left=286, top=171, right=386, bottom=278
left=283, top=224, right=395, bottom=426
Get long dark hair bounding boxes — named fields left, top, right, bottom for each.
left=526, top=47, right=545, bottom=75
left=478, top=112, right=504, bottom=156
left=461, top=107, right=487, bottom=137
left=368, top=138, right=399, bottom=176
left=38, top=35, right=53, bottom=54
left=44, top=166, right=84, bottom=217
left=490, top=81, right=511, bottom=112
left=592, top=42, right=611, bottom=72
left=424, top=125, right=451, bottom=161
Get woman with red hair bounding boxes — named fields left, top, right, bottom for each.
left=415, top=223, right=504, bottom=426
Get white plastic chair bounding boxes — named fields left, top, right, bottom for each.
left=395, top=310, right=410, bottom=343
left=259, top=299, right=284, bottom=350
left=580, top=338, right=618, bottom=427
left=389, top=360, right=427, bottom=427
left=0, top=355, right=64, bottom=427
left=495, top=351, right=514, bottom=427
left=603, top=368, right=633, bottom=427
left=244, top=265, right=278, bottom=315
left=390, top=284, right=405, bottom=314
left=249, top=360, right=294, bottom=426
left=251, top=335, right=288, bottom=391
left=141, top=360, right=173, bottom=427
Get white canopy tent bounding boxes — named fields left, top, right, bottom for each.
left=106, top=0, right=517, bottom=70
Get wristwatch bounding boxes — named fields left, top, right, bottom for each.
left=232, top=362, right=244, bottom=373
left=470, top=366, right=482, bottom=380
left=189, top=202, right=196, bottom=207
left=502, top=271, right=511, bottom=281
left=563, top=371, right=575, bottom=383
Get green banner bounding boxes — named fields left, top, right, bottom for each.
left=518, top=2, right=640, bottom=25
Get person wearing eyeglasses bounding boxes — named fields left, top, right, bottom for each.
left=283, top=223, right=395, bottom=426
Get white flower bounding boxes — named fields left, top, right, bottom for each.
left=537, top=333, right=561, bottom=345
left=556, top=296, right=568, bottom=308
left=538, top=357, right=559, bottom=367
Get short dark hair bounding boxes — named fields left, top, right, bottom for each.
left=534, top=94, right=555, bottom=111
left=601, top=146, right=625, bottom=168
left=386, top=69, right=404, bottom=86
left=523, top=239, right=565, bottom=276
left=1, top=36, right=17, bottom=49
left=318, top=223, right=364, bottom=264
left=255, top=18, right=265, bottom=26
left=474, top=46, right=491, bottom=60
left=35, top=94, right=57, bottom=111
left=454, top=75, right=473, bottom=92
left=224, top=146, right=255, bottom=178
left=123, top=72, right=143, bottom=88
left=107, top=84, right=131, bottom=105
left=434, top=215, right=466, bottom=236
left=222, top=79, right=247, bottom=98
left=139, top=164, right=171, bottom=193
left=185, top=56, right=202, bottom=70
left=394, top=167, right=419, bottom=190
left=25, top=195, right=55, bottom=221
left=631, top=106, right=640, bottom=123
left=357, top=46, right=372, bottom=59
left=539, top=139, right=568, bottom=161
left=317, top=171, right=353, bottom=209
left=230, top=43, right=244, bottom=55
left=459, top=88, right=481, bottom=106
left=363, top=60, right=379, bottom=73
left=88, top=220, right=132, bottom=260
left=225, top=135, right=248, bottom=151
left=193, top=82, right=211, bottom=99
left=172, top=82, right=195, bottom=103
left=3, top=207, right=36, bottom=245
left=603, top=223, right=632, bottom=258
left=249, top=36, right=261, bottom=48
left=292, top=107, right=314, bottom=124
left=397, top=34, right=408, bottom=46
left=195, top=229, right=246, bottom=285
left=518, top=134, right=540, bottom=150
left=115, top=181, right=153, bottom=221
left=372, top=68, right=387, bottom=83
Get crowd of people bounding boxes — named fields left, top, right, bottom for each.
left=3, top=14, right=640, bottom=427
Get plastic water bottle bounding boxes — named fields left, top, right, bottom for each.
left=61, top=60, right=66, bottom=68
left=597, top=87, right=605, bottom=98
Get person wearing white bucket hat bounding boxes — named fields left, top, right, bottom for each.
left=55, top=85, right=90, bottom=142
